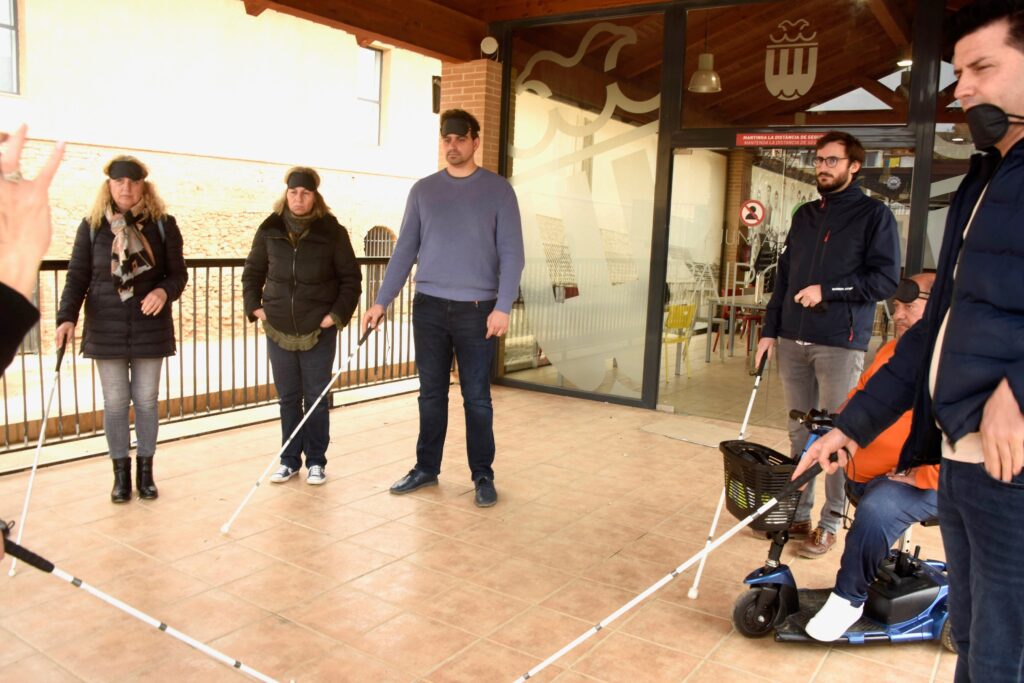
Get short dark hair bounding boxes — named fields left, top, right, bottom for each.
left=440, top=108, right=481, bottom=139
left=945, top=0, right=1024, bottom=57
left=816, top=130, right=866, bottom=173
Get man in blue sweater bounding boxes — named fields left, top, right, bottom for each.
left=799, top=3, right=1024, bottom=679
left=361, top=109, right=525, bottom=507
left=754, top=131, right=900, bottom=558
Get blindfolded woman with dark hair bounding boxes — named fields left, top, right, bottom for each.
left=242, top=167, right=362, bottom=486
left=56, top=156, right=188, bottom=503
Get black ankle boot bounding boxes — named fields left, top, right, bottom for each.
left=136, top=456, right=158, bottom=500
left=111, top=458, right=132, bottom=503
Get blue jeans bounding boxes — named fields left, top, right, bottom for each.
left=834, top=477, right=938, bottom=605
left=939, top=459, right=1024, bottom=683
left=412, top=292, right=496, bottom=481
left=267, top=328, right=337, bottom=470
left=777, top=338, right=864, bottom=534
left=95, top=358, right=164, bottom=460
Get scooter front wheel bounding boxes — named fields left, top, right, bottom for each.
left=733, top=588, right=781, bottom=638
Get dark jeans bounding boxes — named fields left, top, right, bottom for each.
left=939, top=459, right=1024, bottom=683
left=412, top=292, right=496, bottom=481
left=267, top=328, right=337, bottom=470
left=834, top=477, right=938, bottom=605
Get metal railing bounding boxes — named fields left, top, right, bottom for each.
left=1, top=257, right=416, bottom=456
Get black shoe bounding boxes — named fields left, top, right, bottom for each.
left=474, top=476, right=497, bottom=508
left=111, top=458, right=132, bottom=504
left=136, top=456, right=158, bottom=500
left=390, top=469, right=438, bottom=495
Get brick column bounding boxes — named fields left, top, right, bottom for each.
left=438, top=58, right=503, bottom=172
left=722, top=149, right=754, bottom=292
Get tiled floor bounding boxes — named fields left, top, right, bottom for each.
left=0, top=361, right=955, bottom=682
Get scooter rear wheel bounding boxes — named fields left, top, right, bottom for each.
left=733, top=588, right=780, bottom=638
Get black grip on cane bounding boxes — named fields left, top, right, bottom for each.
left=754, top=352, right=768, bottom=378
left=357, top=328, right=372, bottom=346
left=777, top=449, right=839, bottom=501
left=54, top=340, right=67, bottom=372
left=3, top=538, right=55, bottom=574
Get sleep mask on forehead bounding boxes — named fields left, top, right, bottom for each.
left=441, top=117, right=472, bottom=137
left=286, top=171, right=318, bottom=192
left=892, top=278, right=929, bottom=304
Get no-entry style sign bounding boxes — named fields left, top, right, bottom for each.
left=740, top=199, right=766, bottom=227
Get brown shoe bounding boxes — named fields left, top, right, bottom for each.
left=798, top=527, right=836, bottom=558
left=788, top=520, right=813, bottom=538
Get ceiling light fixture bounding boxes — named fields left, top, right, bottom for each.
left=688, top=14, right=721, bottom=94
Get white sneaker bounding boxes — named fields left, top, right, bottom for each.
left=269, top=465, right=298, bottom=483
left=306, top=465, right=326, bottom=486
left=805, top=592, right=864, bottom=642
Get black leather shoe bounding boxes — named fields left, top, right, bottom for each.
left=390, top=469, right=438, bottom=495
left=474, top=477, right=497, bottom=508
left=111, top=458, right=132, bottom=503
left=136, top=456, right=159, bottom=500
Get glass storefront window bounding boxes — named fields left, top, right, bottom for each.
left=504, top=15, right=662, bottom=399
left=682, top=1, right=916, bottom=128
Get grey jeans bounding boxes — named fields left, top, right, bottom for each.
left=776, top=338, right=864, bottom=534
left=95, top=358, right=163, bottom=460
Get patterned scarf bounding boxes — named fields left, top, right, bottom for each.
left=107, top=201, right=155, bottom=302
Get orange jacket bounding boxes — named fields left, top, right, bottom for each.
left=844, top=341, right=939, bottom=490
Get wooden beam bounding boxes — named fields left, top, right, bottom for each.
left=242, top=0, right=486, bottom=63
left=242, top=0, right=267, bottom=17
left=854, top=75, right=902, bottom=109
left=481, top=0, right=668, bottom=23
left=868, top=0, right=911, bottom=48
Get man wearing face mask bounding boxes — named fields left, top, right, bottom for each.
left=797, top=2, right=1024, bottom=680
left=755, top=131, right=901, bottom=558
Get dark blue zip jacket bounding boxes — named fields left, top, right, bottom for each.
left=762, top=181, right=900, bottom=350
left=837, top=139, right=1024, bottom=467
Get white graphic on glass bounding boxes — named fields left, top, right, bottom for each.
left=765, top=19, right=818, bottom=101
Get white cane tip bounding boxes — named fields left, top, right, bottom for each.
left=7, top=569, right=15, bottom=577
left=687, top=588, right=698, bottom=599
left=220, top=524, right=230, bottom=535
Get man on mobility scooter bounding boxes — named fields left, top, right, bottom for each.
left=805, top=273, right=939, bottom=641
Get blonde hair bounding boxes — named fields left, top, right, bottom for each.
left=273, top=166, right=331, bottom=220
left=87, top=155, right=167, bottom=230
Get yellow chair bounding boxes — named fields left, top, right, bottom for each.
left=663, top=303, right=697, bottom=381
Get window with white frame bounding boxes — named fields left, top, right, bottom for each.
left=357, top=46, right=383, bottom=145
left=0, top=0, right=17, bottom=94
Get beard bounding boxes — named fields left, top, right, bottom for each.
left=816, top=168, right=851, bottom=193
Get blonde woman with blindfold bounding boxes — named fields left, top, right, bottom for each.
left=56, top=157, right=188, bottom=503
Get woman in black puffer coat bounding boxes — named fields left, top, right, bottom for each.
left=242, top=167, right=362, bottom=486
left=56, top=156, right=188, bottom=503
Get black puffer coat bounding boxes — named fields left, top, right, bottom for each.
left=57, top=216, right=188, bottom=359
left=242, top=213, right=362, bottom=335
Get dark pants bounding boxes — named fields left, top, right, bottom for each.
left=412, top=292, right=496, bottom=481
left=939, top=460, right=1024, bottom=683
left=835, top=477, right=938, bottom=605
left=267, top=328, right=337, bottom=470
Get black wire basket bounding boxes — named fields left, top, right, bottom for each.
left=720, top=440, right=801, bottom=531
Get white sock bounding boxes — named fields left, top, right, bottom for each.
left=805, top=592, right=863, bottom=642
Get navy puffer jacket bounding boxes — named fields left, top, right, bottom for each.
left=762, top=181, right=900, bottom=350
left=57, top=216, right=188, bottom=359
left=837, top=139, right=1024, bottom=466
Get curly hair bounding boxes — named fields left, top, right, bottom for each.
left=87, top=155, right=167, bottom=230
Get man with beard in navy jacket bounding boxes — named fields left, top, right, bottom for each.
left=799, top=3, right=1024, bottom=680
left=755, top=131, right=900, bottom=558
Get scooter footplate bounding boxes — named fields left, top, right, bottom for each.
left=776, top=589, right=886, bottom=642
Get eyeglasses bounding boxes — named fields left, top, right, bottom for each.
left=811, top=156, right=849, bottom=168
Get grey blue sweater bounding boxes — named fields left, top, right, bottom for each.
left=375, top=168, right=525, bottom=313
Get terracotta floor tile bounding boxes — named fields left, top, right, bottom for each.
left=469, top=557, right=574, bottom=602
left=347, top=520, right=445, bottom=557
left=709, top=631, right=827, bottom=681
left=99, top=564, right=211, bottom=613
left=500, top=503, right=588, bottom=534
left=540, top=578, right=637, bottom=624
left=581, top=553, right=670, bottom=593
left=237, top=520, right=337, bottom=559
left=0, top=654, right=83, bottom=682
left=515, top=536, right=615, bottom=575
left=488, top=606, right=608, bottom=666
left=170, top=542, right=277, bottom=586
left=123, top=519, right=232, bottom=563
left=347, top=491, right=436, bottom=520
left=282, top=643, right=413, bottom=682
left=814, top=650, right=931, bottom=682
left=0, top=561, right=75, bottom=615
left=82, top=505, right=165, bottom=542
left=829, top=639, right=949, bottom=677
left=550, top=517, right=646, bottom=552
left=683, top=660, right=774, bottom=682
left=290, top=539, right=397, bottom=582
left=571, top=631, right=700, bottom=683
left=399, top=503, right=486, bottom=536
left=412, top=583, right=530, bottom=636
left=155, top=588, right=271, bottom=642
left=13, top=524, right=117, bottom=564
left=51, top=541, right=164, bottom=585
left=296, top=504, right=389, bottom=539
left=454, top=518, right=547, bottom=554
left=0, top=624, right=37, bottom=668
left=406, top=538, right=505, bottom=579
left=346, top=559, right=457, bottom=606
left=47, top=622, right=186, bottom=682
left=221, top=561, right=337, bottom=612
left=125, top=649, right=250, bottom=682
left=618, top=599, right=732, bottom=658
left=210, top=614, right=337, bottom=675
left=585, top=500, right=672, bottom=531
left=425, top=639, right=562, bottom=683
left=353, top=612, right=477, bottom=676
left=280, top=584, right=403, bottom=644
left=0, top=589, right=137, bottom=649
